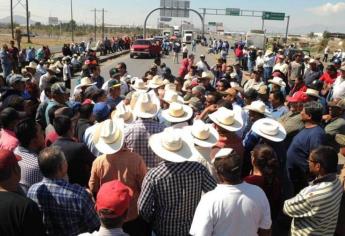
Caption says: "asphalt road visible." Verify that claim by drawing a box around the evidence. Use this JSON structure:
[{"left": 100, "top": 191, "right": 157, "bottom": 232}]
[{"left": 71, "top": 44, "right": 236, "bottom": 94}]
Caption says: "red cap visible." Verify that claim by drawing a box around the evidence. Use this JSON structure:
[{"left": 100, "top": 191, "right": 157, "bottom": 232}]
[
  {"left": 0, "top": 149, "right": 21, "bottom": 171},
  {"left": 96, "top": 180, "right": 133, "bottom": 218},
  {"left": 287, "top": 91, "right": 308, "bottom": 103},
  {"left": 82, "top": 99, "right": 93, "bottom": 105}
]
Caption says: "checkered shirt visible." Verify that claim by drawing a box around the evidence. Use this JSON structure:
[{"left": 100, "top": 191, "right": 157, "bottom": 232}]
[
  {"left": 27, "top": 178, "right": 100, "bottom": 236},
  {"left": 14, "top": 146, "right": 43, "bottom": 193},
  {"left": 138, "top": 161, "right": 217, "bottom": 236},
  {"left": 124, "top": 118, "right": 165, "bottom": 168}
]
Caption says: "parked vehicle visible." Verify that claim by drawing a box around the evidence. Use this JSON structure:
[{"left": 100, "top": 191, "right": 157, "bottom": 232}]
[
  {"left": 246, "top": 30, "right": 266, "bottom": 49},
  {"left": 130, "top": 39, "right": 161, "bottom": 58},
  {"left": 182, "top": 30, "right": 194, "bottom": 44},
  {"left": 162, "top": 27, "right": 174, "bottom": 37}
]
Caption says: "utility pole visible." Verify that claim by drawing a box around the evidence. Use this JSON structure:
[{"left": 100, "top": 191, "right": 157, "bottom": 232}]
[
  {"left": 10, "top": 0, "right": 14, "bottom": 39},
  {"left": 71, "top": 0, "right": 74, "bottom": 42},
  {"left": 26, "top": 0, "right": 31, "bottom": 43},
  {"left": 285, "top": 16, "right": 290, "bottom": 44},
  {"left": 102, "top": 8, "right": 105, "bottom": 40}
]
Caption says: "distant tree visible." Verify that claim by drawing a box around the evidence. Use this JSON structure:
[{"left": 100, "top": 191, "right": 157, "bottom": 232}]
[
  {"left": 323, "top": 31, "right": 331, "bottom": 39},
  {"left": 34, "top": 22, "right": 42, "bottom": 27},
  {"left": 308, "top": 32, "right": 315, "bottom": 38}
]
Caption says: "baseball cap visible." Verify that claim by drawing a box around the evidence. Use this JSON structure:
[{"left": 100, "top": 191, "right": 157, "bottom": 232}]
[
  {"left": 0, "top": 149, "right": 21, "bottom": 172},
  {"left": 51, "top": 83, "right": 69, "bottom": 95},
  {"left": 328, "top": 99, "right": 345, "bottom": 110},
  {"left": 96, "top": 180, "right": 133, "bottom": 218},
  {"left": 108, "top": 79, "right": 121, "bottom": 89},
  {"left": 287, "top": 91, "right": 308, "bottom": 103},
  {"left": 9, "top": 74, "right": 30, "bottom": 86},
  {"left": 109, "top": 68, "right": 121, "bottom": 79},
  {"left": 93, "top": 102, "right": 111, "bottom": 121},
  {"left": 200, "top": 54, "right": 205, "bottom": 58}
]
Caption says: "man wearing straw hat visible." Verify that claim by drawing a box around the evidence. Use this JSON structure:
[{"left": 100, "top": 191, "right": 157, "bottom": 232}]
[
  {"left": 124, "top": 92, "right": 165, "bottom": 169},
  {"left": 89, "top": 118, "right": 150, "bottom": 236},
  {"left": 138, "top": 127, "right": 216, "bottom": 236}
]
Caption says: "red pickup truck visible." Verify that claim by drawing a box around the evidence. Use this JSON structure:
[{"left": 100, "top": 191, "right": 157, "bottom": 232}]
[{"left": 130, "top": 39, "right": 161, "bottom": 58}]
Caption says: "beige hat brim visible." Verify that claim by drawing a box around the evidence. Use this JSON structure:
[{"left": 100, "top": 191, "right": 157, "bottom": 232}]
[
  {"left": 93, "top": 120, "right": 125, "bottom": 154},
  {"left": 131, "top": 85, "right": 149, "bottom": 92},
  {"left": 184, "top": 124, "right": 219, "bottom": 148},
  {"left": 244, "top": 105, "right": 271, "bottom": 117},
  {"left": 209, "top": 112, "right": 243, "bottom": 132},
  {"left": 161, "top": 105, "right": 193, "bottom": 123},
  {"left": 149, "top": 131, "right": 196, "bottom": 162},
  {"left": 251, "top": 118, "right": 286, "bottom": 142}
]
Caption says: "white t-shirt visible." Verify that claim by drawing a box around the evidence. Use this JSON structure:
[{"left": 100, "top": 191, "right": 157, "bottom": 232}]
[
  {"left": 333, "top": 76, "right": 345, "bottom": 99},
  {"left": 190, "top": 183, "right": 271, "bottom": 236},
  {"left": 196, "top": 60, "right": 209, "bottom": 72}
]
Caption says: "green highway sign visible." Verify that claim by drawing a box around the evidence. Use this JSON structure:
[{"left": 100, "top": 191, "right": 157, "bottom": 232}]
[
  {"left": 262, "top": 11, "right": 285, "bottom": 20},
  {"left": 208, "top": 22, "right": 216, "bottom": 26},
  {"left": 226, "top": 8, "right": 240, "bottom": 16}
]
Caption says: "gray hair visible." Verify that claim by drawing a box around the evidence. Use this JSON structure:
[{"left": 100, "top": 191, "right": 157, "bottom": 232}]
[{"left": 38, "top": 146, "right": 66, "bottom": 178}]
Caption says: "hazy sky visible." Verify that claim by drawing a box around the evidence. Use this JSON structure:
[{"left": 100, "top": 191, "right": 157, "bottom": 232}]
[{"left": 1, "top": 0, "right": 345, "bottom": 33}]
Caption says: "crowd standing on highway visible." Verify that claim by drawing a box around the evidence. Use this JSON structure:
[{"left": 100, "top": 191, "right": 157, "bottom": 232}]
[{"left": 0, "top": 34, "right": 345, "bottom": 236}]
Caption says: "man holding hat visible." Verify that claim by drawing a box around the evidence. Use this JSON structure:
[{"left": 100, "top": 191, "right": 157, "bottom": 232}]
[
  {"left": 138, "top": 127, "right": 216, "bottom": 236},
  {"left": 190, "top": 148, "right": 271, "bottom": 236},
  {"left": 0, "top": 149, "right": 45, "bottom": 236}
]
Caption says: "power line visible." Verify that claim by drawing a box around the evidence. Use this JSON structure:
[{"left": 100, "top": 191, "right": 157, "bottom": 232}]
[{"left": 90, "top": 8, "right": 107, "bottom": 41}]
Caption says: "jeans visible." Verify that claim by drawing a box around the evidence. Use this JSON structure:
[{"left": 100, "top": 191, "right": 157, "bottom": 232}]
[
  {"left": 247, "top": 59, "right": 255, "bottom": 73},
  {"left": 263, "top": 67, "right": 273, "bottom": 84}
]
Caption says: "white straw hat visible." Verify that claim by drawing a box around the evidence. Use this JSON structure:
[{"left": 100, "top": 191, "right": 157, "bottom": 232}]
[
  {"left": 25, "top": 61, "right": 37, "bottom": 70},
  {"left": 76, "top": 77, "right": 96, "bottom": 89},
  {"left": 47, "top": 65, "right": 60, "bottom": 74},
  {"left": 147, "top": 75, "right": 166, "bottom": 89},
  {"left": 163, "top": 90, "right": 184, "bottom": 104},
  {"left": 131, "top": 78, "right": 149, "bottom": 92},
  {"left": 149, "top": 127, "right": 197, "bottom": 162},
  {"left": 244, "top": 100, "right": 271, "bottom": 117},
  {"left": 133, "top": 92, "right": 160, "bottom": 118},
  {"left": 161, "top": 102, "right": 193, "bottom": 123},
  {"left": 184, "top": 119, "right": 219, "bottom": 147},
  {"left": 208, "top": 107, "right": 243, "bottom": 132},
  {"left": 268, "top": 77, "right": 286, "bottom": 87},
  {"left": 164, "top": 83, "right": 177, "bottom": 92},
  {"left": 112, "top": 101, "right": 136, "bottom": 124},
  {"left": 93, "top": 119, "right": 125, "bottom": 154},
  {"left": 251, "top": 118, "right": 286, "bottom": 142}
]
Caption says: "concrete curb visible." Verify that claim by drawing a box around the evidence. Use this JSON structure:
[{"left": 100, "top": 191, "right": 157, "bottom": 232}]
[{"left": 99, "top": 50, "right": 130, "bottom": 63}]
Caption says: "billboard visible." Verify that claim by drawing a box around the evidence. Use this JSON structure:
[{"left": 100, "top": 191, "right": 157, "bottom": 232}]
[
  {"left": 160, "top": 0, "right": 190, "bottom": 18},
  {"left": 48, "top": 17, "right": 59, "bottom": 25}
]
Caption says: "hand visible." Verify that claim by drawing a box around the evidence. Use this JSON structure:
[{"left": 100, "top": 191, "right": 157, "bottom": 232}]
[
  {"left": 322, "top": 114, "right": 332, "bottom": 122},
  {"left": 207, "top": 104, "right": 218, "bottom": 113}
]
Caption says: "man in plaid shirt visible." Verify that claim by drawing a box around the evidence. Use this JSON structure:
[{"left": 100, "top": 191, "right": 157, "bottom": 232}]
[
  {"left": 138, "top": 128, "right": 217, "bottom": 236},
  {"left": 27, "top": 146, "right": 100, "bottom": 235}
]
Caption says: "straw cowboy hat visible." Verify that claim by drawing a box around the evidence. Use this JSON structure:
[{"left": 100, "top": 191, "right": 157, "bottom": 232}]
[
  {"left": 264, "top": 49, "right": 273, "bottom": 56},
  {"left": 111, "top": 101, "right": 136, "bottom": 124},
  {"left": 161, "top": 102, "right": 193, "bottom": 123},
  {"left": 149, "top": 127, "right": 197, "bottom": 162},
  {"left": 184, "top": 119, "right": 219, "bottom": 148},
  {"left": 252, "top": 118, "right": 287, "bottom": 142},
  {"left": 47, "top": 65, "right": 60, "bottom": 74},
  {"left": 244, "top": 100, "right": 271, "bottom": 117},
  {"left": 305, "top": 88, "right": 320, "bottom": 98},
  {"left": 131, "top": 78, "right": 149, "bottom": 92},
  {"left": 164, "top": 83, "right": 177, "bottom": 92},
  {"left": 133, "top": 92, "right": 160, "bottom": 119},
  {"left": 163, "top": 90, "right": 184, "bottom": 104},
  {"left": 268, "top": 77, "right": 286, "bottom": 87},
  {"left": 54, "top": 60, "right": 64, "bottom": 68},
  {"left": 147, "top": 75, "right": 166, "bottom": 89},
  {"left": 25, "top": 61, "right": 37, "bottom": 70},
  {"left": 93, "top": 119, "right": 125, "bottom": 154},
  {"left": 76, "top": 77, "right": 96, "bottom": 89},
  {"left": 200, "top": 71, "right": 215, "bottom": 80},
  {"left": 209, "top": 107, "right": 243, "bottom": 132}
]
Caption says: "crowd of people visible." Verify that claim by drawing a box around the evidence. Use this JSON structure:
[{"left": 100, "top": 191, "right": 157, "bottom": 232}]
[{"left": 0, "top": 36, "right": 345, "bottom": 236}]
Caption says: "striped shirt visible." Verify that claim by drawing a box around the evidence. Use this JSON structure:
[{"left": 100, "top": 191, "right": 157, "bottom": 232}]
[{"left": 283, "top": 174, "right": 343, "bottom": 236}]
